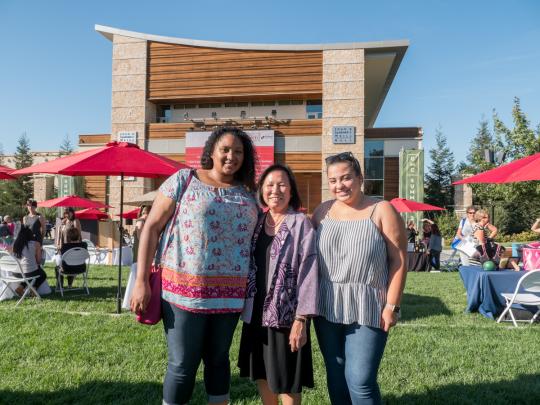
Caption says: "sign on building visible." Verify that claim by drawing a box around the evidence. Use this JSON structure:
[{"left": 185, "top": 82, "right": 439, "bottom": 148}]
[
  {"left": 399, "top": 149, "right": 424, "bottom": 227},
  {"left": 117, "top": 131, "right": 138, "bottom": 144},
  {"left": 332, "top": 126, "right": 356, "bottom": 144},
  {"left": 185, "top": 130, "right": 274, "bottom": 177}
]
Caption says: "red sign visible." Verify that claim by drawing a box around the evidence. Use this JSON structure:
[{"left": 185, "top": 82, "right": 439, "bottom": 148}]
[{"left": 185, "top": 130, "right": 274, "bottom": 177}]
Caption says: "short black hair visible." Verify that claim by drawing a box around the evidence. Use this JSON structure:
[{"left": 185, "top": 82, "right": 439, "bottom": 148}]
[
  {"left": 257, "top": 164, "right": 302, "bottom": 211},
  {"left": 325, "top": 151, "right": 362, "bottom": 177},
  {"left": 200, "top": 126, "right": 257, "bottom": 191}
]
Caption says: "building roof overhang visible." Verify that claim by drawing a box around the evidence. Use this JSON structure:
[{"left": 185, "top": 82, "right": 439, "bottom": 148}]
[{"left": 95, "top": 25, "right": 408, "bottom": 127}]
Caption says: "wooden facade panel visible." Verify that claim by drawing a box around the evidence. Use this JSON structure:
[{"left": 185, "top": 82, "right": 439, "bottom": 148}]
[
  {"left": 148, "top": 42, "right": 322, "bottom": 101},
  {"left": 84, "top": 176, "right": 107, "bottom": 205},
  {"left": 384, "top": 157, "right": 399, "bottom": 200},
  {"left": 294, "top": 173, "right": 322, "bottom": 214},
  {"left": 147, "top": 120, "right": 322, "bottom": 140},
  {"left": 275, "top": 153, "right": 321, "bottom": 172},
  {"left": 79, "top": 134, "right": 111, "bottom": 144}
]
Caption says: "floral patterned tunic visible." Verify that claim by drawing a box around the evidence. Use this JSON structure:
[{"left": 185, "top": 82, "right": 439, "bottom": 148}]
[{"left": 159, "top": 169, "right": 258, "bottom": 313}]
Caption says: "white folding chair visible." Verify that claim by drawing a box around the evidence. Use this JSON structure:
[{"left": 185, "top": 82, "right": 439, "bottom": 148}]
[
  {"left": 0, "top": 254, "right": 42, "bottom": 306},
  {"left": 57, "top": 247, "right": 90, "bottom": 297},
  {"left": 497, "top": 270, "right": 540, "bottom": 327}
]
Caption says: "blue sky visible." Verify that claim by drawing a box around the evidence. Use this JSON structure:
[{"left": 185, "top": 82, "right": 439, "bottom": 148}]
[{"left": 1, "top": 0, "right": 539, "bottom": 168}]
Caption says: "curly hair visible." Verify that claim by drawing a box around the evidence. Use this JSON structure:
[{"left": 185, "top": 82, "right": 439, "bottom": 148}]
[
  {"left": 200, "top": 126, "right": 257, "bottom": 191},
  {"left": 257, "top": 164, "right": 302, "bottom": 211}
]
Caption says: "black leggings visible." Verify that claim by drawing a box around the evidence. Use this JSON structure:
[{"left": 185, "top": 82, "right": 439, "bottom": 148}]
[
  {"left": 16, "top": 267, "right": 47, "bottom": 290},
  {"left": 428, "top": 250, "right": 441, "bottom": 270}
]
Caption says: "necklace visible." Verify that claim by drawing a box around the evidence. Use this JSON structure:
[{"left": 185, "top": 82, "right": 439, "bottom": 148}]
[{"left": 265, "top": 212, "right": 286, "bottom": 230}]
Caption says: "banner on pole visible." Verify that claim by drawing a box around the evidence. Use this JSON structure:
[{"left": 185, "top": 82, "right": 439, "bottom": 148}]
[{"left": 399, "top": 149, "right": 424, "bottom": 227}]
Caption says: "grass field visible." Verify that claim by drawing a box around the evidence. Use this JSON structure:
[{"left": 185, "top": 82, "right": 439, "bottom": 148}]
[{"left": 1, "top": 265, "right": 539, "bottom": 405}]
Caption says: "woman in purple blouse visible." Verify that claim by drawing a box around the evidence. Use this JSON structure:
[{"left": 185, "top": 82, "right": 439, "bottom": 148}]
[{"left": 239, "top": 163, "right": 318, "bottom": 405}]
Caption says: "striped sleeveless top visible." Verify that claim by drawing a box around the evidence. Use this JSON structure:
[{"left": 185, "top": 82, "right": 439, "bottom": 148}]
[{"left": 316, "top": 201, "right": 388, "bottom": 328}]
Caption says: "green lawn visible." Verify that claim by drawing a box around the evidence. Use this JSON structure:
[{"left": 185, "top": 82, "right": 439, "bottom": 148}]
[{"left": 1, "top": 265, "right": 539, "bottom": 404}]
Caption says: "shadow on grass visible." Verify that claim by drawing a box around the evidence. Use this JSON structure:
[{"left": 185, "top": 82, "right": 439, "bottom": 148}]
[
  {"left": 0, "top": 377, "right": 260, "bottom": 405},
  {"left": 385, "top": 373, "right": 540, "bottom": 404},
  {"left": 0, "top": 381, "right": 162, "bottom": 405},
  {"left": 42, "top": 286, "right": 119, "bottom": 301},
  {"left": 400, "top": 293, "right": 452, "bottom": 321}
]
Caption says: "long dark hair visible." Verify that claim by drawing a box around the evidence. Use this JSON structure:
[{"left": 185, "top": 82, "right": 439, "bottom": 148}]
[
  {"left": 200, "top": 126, "right": 257, "bottom": 191},
  {"left": 13, "top": 226, "right": 33, "bottom": 259},
  {"left": 257, "top": 164, "right": 302, "bottom": 211},
  {"left": 431, "top": 223, "right": 441, "bottom": 236}
]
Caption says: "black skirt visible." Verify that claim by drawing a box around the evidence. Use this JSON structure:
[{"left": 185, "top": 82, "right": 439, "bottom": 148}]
[{"left": 238, "top": 321, "right": 314, "bottom": 394}]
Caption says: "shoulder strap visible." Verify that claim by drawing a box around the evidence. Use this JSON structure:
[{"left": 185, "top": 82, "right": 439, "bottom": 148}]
[{"left": 155, "top": 170, "right": 194, "bottom": 264}]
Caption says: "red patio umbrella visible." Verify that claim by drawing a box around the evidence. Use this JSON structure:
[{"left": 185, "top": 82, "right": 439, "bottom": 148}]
[
  {"left": 75, "top": 208, "right": 110, "bottom": 221},
  {"left": 390, "top": 198, "right": 445, "bottom": 213},
  {"left": 12, "top": 141, "right": 188, "bottom": 313},
  {"left": 38, "top": 195, "right": 109, "bottom": 209},
  {"left": 453, "top": 152, "right": 540, "bottom": 184},
  {"left": 117, "top": 207, "right": 140, "bottom": 220},
  {"left": 0, "top": 164, "right": 15, "bottom": 180}
]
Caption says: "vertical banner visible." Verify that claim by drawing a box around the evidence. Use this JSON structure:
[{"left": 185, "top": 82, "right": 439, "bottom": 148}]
[
  {"left": 399, "top": 149, "right": 424, "bottom": 228},
  {"left": 185, "top": 130, "right": 274, "bottom": 177}
]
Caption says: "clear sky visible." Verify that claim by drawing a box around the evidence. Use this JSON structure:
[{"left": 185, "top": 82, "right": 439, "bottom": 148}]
[{"left": 1, "top": 0, "right": 539, "bottom": 168}]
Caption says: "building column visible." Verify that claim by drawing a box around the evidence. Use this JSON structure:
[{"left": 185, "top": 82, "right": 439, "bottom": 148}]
[
  {"left": 321, "top": 49, "right": 365, "bottom": 201},
  {"left": 109, "top": 34, "right": 156, "bottom": 215}
]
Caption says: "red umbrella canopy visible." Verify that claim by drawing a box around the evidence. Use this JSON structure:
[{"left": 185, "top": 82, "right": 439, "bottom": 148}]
[
  {"left": 38, "top": 195, "right": 109, "bottom": 209},
  {"left": 0, "top": 164, "right": 15, "bottom": 180},
  {"left": 11, "top": 141, "right": 188, "bottom": 177},
  {"left": 453, "top": 152, "right": 540, "bottom": 184},
  {"left": 117, "top": 207, "right": 140, "bottom": 219},
  {"left": 390, "top": 198, "right": 445, "bottom": 213},
  {"left": 75, "top": 208, "right": 110, "bottom": 220}
]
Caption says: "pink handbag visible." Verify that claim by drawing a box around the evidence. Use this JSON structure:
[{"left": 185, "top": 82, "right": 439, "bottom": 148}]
[
  {"left": 522, "top": 245, "right": 540, "bottom": 271},
  {"left": 136, "top": 171, "right": 193, "bottom": 325}
]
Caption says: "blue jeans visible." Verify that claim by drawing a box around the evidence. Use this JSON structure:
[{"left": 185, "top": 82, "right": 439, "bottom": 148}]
[
  {"left": 314, "top": 317, "right": 388, "bottom": 405},
  {"left": 162, "top": 300, "right": 240, "bottom": 404}
]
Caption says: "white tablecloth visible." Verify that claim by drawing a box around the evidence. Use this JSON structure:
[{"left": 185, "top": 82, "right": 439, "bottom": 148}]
[{"left": 112, "top": 247, "right": 133, "bottom": 266}]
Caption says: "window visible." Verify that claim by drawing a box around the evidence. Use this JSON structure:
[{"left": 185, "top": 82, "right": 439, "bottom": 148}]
[
  {"left": 364, "top": 140, "right": 384, "bottom": 198},
  {"left": 198, "top": 103, "right": 222, "bottom": 109},
  {"left": 306, "top": 100, "right": 322, "bottom": 119},
  {"left": 158, "top": 105, "right": 171, "bottom": 123}
]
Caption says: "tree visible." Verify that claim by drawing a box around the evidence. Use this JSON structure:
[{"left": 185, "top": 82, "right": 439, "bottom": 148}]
[
  {"left": 425, "top": 127, "right": 455, "bottom": 209},
  {"left": 0, "top": 133, "right": 34, "bottom": 219},
  {"left": 0, "top": 142, "right": 4, "bottom": 165},
  {"left": 461, "top": 98, "right": 540, "bottom": 234},
  {"left": 59, "top": 134, "right": 74, "bottom": 156}
]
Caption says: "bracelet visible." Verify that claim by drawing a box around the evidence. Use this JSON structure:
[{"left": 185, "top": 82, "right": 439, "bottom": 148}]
[{"left": 294, "top": 316, "right": 307, "bottom": 323}]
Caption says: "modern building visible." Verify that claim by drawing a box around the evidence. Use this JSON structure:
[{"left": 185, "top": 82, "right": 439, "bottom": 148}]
[{"left": 80, "top": 25, "right": 423, "bottom": 214}]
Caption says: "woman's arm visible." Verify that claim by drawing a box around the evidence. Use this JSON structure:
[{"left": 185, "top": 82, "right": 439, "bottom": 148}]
[
  {"left": 531, "top": 219, "right": 540, "bottom": 234},
  {"left": 135, "top": 218, "right": 145, "bottom": 240},
  {"left": 75, "top": 219, "right": 82, "bottom": 235},
  {"left": 130, "top": 192, "right": 175, "bottom": 314},
  {"left": 377, "top": 201, "right": 407, "bottom": 332},
  {"left": 487, "top": 223, "right": 498, "bottom": 239},
  {"left": 35, "top": 242, "right": 42, "bottom": 265}
]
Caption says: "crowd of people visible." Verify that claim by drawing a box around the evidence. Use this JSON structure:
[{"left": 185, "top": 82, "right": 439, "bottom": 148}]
[{"left": 127, "top": 127, "right": 407, "bottom": 405}]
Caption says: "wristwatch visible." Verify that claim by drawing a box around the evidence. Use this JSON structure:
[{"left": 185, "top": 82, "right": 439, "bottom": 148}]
[{"left": 385, "top": 303, "right": 401, "bottom": 314}]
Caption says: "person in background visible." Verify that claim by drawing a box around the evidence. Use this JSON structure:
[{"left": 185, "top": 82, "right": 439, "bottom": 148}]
[
  {"left": 55, "top": 227, "right": 88, "bottom": 289},
  {"left": 4, "top": 215, "right": 15, "bottom": 237},
  {"left": 238, "top": 164, "right": 318, "bottom": 404},
  {"left": 312, "top": 152, "right": 407, "bottom": 405},
  {"left": 45, "top": 220, "right": 53, "bottom": 239},
  {"left": 473, "top": 209, "right": 498, "bottom": 246},
  {"left": 406, "top": 220, "right": 418, "bottom": 245},
  {"left": 23, "top": 199, "right": 46, "bottom": 245},
  {"left": 421, "top": 219, "right": 432, "bottom": 250},
  {"left": 427, "top": 223, "right": 442, "bottom": 271},
  {"left": 455, "top": 206, "right": 477, "bottom": 265},
  {"left": 11, "top": 226, "right": 47, "bottom": 296},
  {"left": 56, "top": 208, "right": 81, "bottom": 251},
  {"left": 122, "top": 205, "right": 151, "bottom": 310},
  {"left": 531, "top": 218, "right": 540, "bottom": 234},
  {"left": 0, "top": 217, "right": 11, "bottom": 238}
]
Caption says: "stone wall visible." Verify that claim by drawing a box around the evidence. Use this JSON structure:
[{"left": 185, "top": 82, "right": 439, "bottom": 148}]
[
  {"left": 321, "top": 49, "right": 365, "bottom": 200},
  {"left": 109, "top": 34, "right": 156, "bottom": 215}
]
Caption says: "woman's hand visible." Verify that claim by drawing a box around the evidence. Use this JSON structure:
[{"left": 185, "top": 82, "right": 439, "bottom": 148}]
[
  {"left": 380, "top": 307, "right": 398, "bottom": 332},
  {"left": 289, "top": 319, "right": 307, "bottom": 352},
  {"left": 130, "top": 279, "right": 151, "bottom": 314}
]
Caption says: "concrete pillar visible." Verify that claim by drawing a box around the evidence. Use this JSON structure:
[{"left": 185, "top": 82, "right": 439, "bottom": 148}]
[{"left": 321, "top": 49, "right": 365, "bottom": 201}]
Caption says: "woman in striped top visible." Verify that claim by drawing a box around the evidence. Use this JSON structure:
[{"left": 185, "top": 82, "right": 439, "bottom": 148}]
[{"left": 312, "top": 152, "right": 407, "bottom": 405}]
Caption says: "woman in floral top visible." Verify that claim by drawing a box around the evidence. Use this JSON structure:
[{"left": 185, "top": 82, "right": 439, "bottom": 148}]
[{"left": 131, "top": 127, "right": 258, "bottom": 405}]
